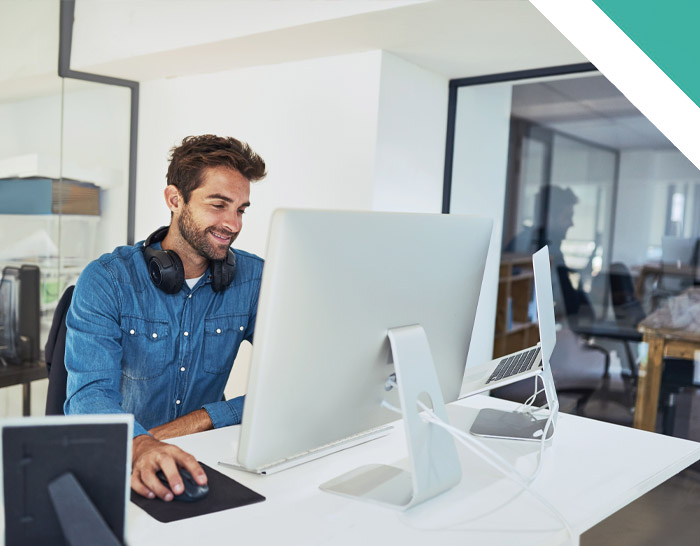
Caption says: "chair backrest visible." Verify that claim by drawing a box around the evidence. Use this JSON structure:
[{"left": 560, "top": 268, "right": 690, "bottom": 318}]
[
  {"left": 609, "top": 262, "right": 646, "bottom": 328},
  {"left": 556, "top": 265, "right": 596, "bottom": 329},
  {"left": 44, "top": 286, "right": 74, "bottom": 415}
]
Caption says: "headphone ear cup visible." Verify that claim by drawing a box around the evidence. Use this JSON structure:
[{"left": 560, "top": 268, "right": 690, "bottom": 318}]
[
  {"left": 147, "top": 249, "right": 184, "bottom": 294},
  {"left": 210, "top": 250, "right": 236, "bottom": 293}
]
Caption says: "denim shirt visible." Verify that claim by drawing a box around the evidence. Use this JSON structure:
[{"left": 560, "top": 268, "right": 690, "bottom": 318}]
[{"left": 64, "top": 240, "right": 263, "bottom": 438}]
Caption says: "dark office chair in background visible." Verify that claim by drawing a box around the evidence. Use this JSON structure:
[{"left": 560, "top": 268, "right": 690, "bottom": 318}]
[
  {"left": 44, "top": 285, "right": 74, "bottom": 415},
  {"left": 556, "top": 265, "right": 643, "bottom": 379},
  {"left": 608, "top": 262, "right": 647, "bottom": 380}
]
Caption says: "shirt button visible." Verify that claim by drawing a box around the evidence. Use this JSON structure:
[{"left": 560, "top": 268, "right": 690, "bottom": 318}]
[
  {"left": 239, "top": 326, "right": 244, "bottom": 331},
  {"left": 216, "top": 328, "right": 222, "bottom": 334},
  {"left": 183, "top": 331, "right": 189, "bottom": 337},
  {"left": 129, "top": 329, "right": 135, "bottom": 335},
  {"left": 152, "top": 333, "right": 158, "bottom": 339},
  {"left": 176, "top": 399, "right": 181, "bottom": 405},
  {"left": 180, "top": 367, "right": 186, "bottom": 372},
  {"left": 188, "top": 294, "right": 192, "bottom": 299}
]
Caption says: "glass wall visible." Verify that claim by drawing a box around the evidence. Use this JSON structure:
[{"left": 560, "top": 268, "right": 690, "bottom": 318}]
[
  {"left": 448, "top": 69, "right": 700, "bottom": 436},
  {"left": 0, "top": 2, "right": 130, "bottom": 415}
]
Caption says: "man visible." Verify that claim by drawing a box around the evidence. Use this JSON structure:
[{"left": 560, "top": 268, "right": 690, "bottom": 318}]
[
  {"left": 506, "top": 185, "right": 578, "bottom": 264},
  {"left": 505, "top": 185, "right": 578, "bottom": 316},
  {"left": 64, "top": 134, "right": 266, "bottom": 501}
]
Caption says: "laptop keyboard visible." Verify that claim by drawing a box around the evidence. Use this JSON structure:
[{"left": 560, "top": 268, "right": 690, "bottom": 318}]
[{"left": 487, "top": 347, "right": 540, "bottom": 384}]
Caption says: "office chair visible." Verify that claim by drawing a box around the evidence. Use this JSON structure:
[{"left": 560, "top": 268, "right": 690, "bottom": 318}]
[
  {"left": 44, "top": 285, "right": 74, "bottom": 415},
  {"left": 608, "top": 262, "right": 647, "bottom": 379},
  {"left": 556, "top": 265, "right": 615, "bottom": 376}
]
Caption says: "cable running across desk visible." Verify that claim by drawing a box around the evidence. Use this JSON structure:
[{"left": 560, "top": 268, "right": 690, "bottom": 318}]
[{"left": 382, "top": 375, "right": 574, "bottom": 545}]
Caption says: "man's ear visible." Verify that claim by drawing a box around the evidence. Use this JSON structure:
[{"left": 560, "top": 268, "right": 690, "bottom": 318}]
[{"left": 164, "top": 185, "right": 182, "bottom": 213}]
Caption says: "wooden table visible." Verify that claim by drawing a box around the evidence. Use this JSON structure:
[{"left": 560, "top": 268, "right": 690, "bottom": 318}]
[{"left": 634, "top": 288, "right": 700, "bottom": 431}]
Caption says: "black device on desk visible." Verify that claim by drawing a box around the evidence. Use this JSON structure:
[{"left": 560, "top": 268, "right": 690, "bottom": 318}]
[
  {"left": 156, "top": 468, "right": 209, "bottom": 502},
  {"left": 1, "top": 416, "right": 132, "bottom": 546},
  {"left": 0, "top": 265, "right": 40, "bottom": 365}
]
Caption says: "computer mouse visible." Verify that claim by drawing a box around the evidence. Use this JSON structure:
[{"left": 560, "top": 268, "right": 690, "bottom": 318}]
[{"left": 156, "top": 468, "right": 209, "bottom": 502}]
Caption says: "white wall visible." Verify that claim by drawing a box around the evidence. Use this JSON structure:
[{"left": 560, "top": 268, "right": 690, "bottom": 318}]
[
  {"left": 450, "top": 83, "right": 513, "bottom": 370},
  {"left": 136, "top": 51, "right": 384, "bottom": 258},
  {"left": 372, "top": 52, "right": 448, "bottom": 213}
]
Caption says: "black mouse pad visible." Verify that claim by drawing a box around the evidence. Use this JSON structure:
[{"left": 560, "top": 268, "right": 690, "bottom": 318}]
[{"left": 131, "top": 462, "right": 265, "bottom": 523}]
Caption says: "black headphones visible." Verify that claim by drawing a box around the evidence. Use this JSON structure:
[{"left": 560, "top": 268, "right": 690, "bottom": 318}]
[{"left": 142, "top": 226, "right": 236, "bottom": 294}]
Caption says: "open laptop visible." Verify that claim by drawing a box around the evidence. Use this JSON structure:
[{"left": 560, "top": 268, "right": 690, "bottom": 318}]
[{"left": 460, "top": 246, "right": 557, "bottom": 400}]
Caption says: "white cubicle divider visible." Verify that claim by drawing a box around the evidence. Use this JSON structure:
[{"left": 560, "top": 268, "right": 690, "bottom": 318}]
[{"left": 320, "top": 325, "right": 462, "bottom": 510}]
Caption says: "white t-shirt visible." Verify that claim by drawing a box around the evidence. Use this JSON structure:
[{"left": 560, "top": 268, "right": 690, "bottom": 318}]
[{"left": 186, "top": 275, "right": 204, "bottom": 289}]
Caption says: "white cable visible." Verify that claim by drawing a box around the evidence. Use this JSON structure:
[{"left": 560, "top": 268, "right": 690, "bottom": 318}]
[
  {"left": 515, "top": 374, "right": 547, "bottom": 413},
  {"left": 382, "top": 376, "right": 572, "bottom": 544},
  {"left": 416, "top": 402, "right": 573, "bottom": 543}
]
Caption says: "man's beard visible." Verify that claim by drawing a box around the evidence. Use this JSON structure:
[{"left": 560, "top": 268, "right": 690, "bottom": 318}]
[{"left": 178, "top": 205, "right": 235, "bottom": 262}]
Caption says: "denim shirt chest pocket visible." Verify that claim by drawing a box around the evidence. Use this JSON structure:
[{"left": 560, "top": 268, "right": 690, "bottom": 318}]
[
  {"left": 203, "top": 315, "right": 248, "bottom": 374},
  {"left": 120, "top": 316, "right": 171, "bottom": 380}
]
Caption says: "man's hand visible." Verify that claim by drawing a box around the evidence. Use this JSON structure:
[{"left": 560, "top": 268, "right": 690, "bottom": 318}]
[{"left": 131, "top": 434, "right": 207, "bottom": 501}]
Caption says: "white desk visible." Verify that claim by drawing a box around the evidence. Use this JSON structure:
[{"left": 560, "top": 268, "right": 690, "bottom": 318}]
[{"left": 128, "top": 395, "right": 700, "bottom": 546}]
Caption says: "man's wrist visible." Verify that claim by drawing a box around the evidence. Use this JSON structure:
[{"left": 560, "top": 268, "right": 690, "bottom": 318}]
[{"left": 132, "top": 433, "right": 159, "bottom": 461}]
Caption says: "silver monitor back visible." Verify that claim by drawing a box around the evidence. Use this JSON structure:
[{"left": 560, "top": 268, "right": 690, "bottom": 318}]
[
  {"left": 533, "top": 246, "right": 556, "bottom": 371},
  {"left": 238, "top": 209, "right": 492, "bottom": 470}
]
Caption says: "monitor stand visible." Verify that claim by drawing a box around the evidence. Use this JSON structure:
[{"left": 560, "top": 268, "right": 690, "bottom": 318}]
[
  {"left": 470, "top": 366, "right": 559, "bottom": 441},
  {"left": 320, "top": 324, "right": 461, "bottom": 510}
]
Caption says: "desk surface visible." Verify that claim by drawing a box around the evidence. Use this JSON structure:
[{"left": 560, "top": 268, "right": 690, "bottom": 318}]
[{"left": 127, "top": 395, "right": 700, "bottom": 546}]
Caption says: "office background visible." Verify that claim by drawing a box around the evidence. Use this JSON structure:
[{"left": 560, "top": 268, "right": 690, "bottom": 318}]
[
  {"left": 3, "top": 3, "right": 700, "bottom": 543},
  {"left": 1, "top": 1, "right": 699, "bottom": 430}
]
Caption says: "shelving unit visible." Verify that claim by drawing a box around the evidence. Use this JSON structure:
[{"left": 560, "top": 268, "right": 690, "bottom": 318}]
[{"left": 493, "top": 253, "right": 540, "bottom": 358}]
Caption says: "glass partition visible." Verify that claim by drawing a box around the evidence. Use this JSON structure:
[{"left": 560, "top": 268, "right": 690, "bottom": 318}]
[
  {"left": 448, "top": 69, "right": 700, "bottom": 435},
  {"left": 0, "top": 3, "right": 131, "bottom": 416}
]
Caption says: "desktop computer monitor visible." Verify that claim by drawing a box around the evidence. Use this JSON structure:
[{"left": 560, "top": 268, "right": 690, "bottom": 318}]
[
  {"left": 661, "top": 236, "right": 697, "bottom": 268},
  {"left": 237, "top": 209, "right": 492, "bottom": 471}
]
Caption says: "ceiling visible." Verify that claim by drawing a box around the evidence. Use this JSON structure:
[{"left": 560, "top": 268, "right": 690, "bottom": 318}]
[
  {"left": 511, "top": 75, "right": 674, "bottom": 150},
  {"left": 0, "top": 0, "right": 673, "bottom": 150},
  {"left": 1, "top": 0, "right": 585, "bottom": 98}
]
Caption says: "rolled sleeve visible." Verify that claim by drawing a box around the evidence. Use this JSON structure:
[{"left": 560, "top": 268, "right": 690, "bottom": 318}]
[{"left": 202, "top": 395, "right": 245, "bottom": 428}]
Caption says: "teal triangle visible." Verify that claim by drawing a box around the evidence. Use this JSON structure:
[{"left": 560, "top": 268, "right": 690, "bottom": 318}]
[{"left": 593, "top": 0, "right": 700, "bottom": 109}]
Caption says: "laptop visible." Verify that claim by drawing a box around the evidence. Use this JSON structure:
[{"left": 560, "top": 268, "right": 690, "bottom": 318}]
[{"left": 460, "top": 246, "right": 557, "bottom": 400}]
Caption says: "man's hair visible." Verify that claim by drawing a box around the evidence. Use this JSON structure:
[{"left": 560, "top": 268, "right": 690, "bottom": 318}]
[
  {"left": 166, "top": 135, "right": 267, "bottom": 202},
  {"left": 534, "top": 185, "right": 578, "bottom": 220}
]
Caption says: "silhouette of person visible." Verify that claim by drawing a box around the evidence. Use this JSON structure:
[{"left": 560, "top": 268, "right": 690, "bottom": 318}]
[{"left": 506, "top": 185, "right": 578, "bottom": 317}]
